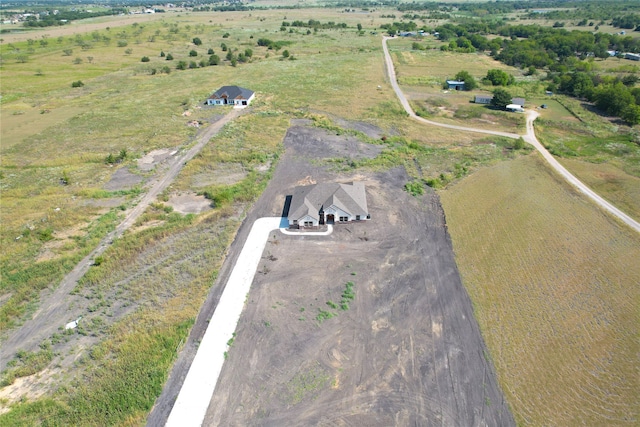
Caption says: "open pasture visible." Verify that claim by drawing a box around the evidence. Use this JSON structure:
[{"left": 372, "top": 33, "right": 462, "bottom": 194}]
[{"left": 441, "top": 154, "right": 640, "bottom": 427}]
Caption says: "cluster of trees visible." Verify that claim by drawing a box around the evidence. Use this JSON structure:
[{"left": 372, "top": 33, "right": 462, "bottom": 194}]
[
  {"left": 452, "top": 70, "right": 477, "bottom": 90},
  {"left": 256, "top": 38, "right": 292, "bottom": 51},
  {"left": 611, "top": 15, "right": 640, "bottom": 30},
  {"left": 483, "top": 69, "right": 515, "bottom": 86},
  {"left": 396, "top": 0, "right": 639, "bottom": 22},
  {"left": 23, "top": 9, "right": 125, "bottom": 27},
  {"left": 380, "top": 21, "right": 422, "bottom": 36},
  {"left": 282, "top": 19, "right": 347, "bottom": 30},
  {"left": 447, "top": 69, "right": 514, "bottom": 91},
  {"left": 550, "top": 72, "right": 640, "bottom": 124}
]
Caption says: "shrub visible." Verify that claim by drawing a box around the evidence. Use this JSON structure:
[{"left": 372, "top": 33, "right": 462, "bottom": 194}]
[
  {"left": 165, "top": 53, "right": 174, "bottom": 60},
  {"left": 71, "top": 80, "right": 84, "bottom": 88},
  {"left": 192, "top": 37, "right": 202, "bottom": 45},
  {"left": 404, "top": 181, "right": 424, "bottom": 196},
  {"left": 141, "top": 56, "right": 150, "bottom": 62},
  {"left": 189, "top": 50, "right": 197, "bottom": 57}
]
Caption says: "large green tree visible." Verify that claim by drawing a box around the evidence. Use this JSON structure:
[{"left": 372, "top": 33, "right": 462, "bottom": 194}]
[
  {"left": 490, "top": 88, "right": 512, "bottom": 109},
  {"left": 483, "top": 69, "right": 514, "bottom": 86},
  {"left": 454, "top": 70, "right": 477, "bottom": 90},
  {"left": 593, "top": 82, "right": 635, "bottom": 117}
]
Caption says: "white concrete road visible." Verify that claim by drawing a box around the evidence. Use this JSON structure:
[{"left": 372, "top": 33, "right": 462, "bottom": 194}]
[
  {"left": 382, "top": 36, "right": 640, "bottom": 234},
  {"left": 166, "top": 217, "right": 282, "bottom": 427}
]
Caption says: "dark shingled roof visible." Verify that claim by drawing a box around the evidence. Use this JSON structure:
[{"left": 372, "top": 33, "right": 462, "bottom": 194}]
[
  {"left": 288, "top": 182, "right": 368, "bottom": 223},
  {"left": 208, "top": 85, "right": 254, "bottom": 100}
]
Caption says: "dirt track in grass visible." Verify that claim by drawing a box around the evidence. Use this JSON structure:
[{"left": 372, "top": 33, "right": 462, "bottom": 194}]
[{"left": 149, "top": 122, "right": 514, "bottom": 426}]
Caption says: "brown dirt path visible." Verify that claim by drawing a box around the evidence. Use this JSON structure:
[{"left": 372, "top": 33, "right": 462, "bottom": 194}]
[{"left": 0, "top": 108, "right": 242, "bottom": 371}]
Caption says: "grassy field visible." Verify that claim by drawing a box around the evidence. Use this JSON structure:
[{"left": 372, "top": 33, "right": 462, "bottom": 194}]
[{"left": 440, "top": 154, "right": 640, "bottom": 426}]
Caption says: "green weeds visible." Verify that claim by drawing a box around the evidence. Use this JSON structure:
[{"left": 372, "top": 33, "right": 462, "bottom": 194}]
[{"left": 1, "top": 346, "right": 54, "bottom": 387}]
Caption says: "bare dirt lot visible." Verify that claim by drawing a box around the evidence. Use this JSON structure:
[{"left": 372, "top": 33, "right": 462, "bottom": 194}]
[{"left": 150, "top": 123, "right": 514, "bottom": 426}]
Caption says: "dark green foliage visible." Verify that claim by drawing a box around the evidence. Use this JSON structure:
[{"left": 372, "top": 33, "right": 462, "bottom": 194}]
[
  {"left": 491, "top": 88, "right": 512, "bottom": 109},
  {"left": 176, "top": 61, "right": 187, "bottom": 70},
  {"left": 71, "top": 80, "right": 84, "bottom": 88},
  {"left": 256, "top": 38, "right": 293, "bottom": 51},
  {"left": 593, "top": 82, "right": 635, "bottom": 118},
  {"left": 192, "top": 37, "right": 202, "bottom": 45},
  {"left": 189, "top": 50, "right": 197, "bottom": 57},
  {"left": 404, "top": 181, "right": 424, "bottom": 196},
  {"left": 483, "top": 69, "right": 514, "bottom": 86},
  {"left": 209, "top": 54, "right": 220, "bottom": 65},
  {"left": 165, "top": 53, "right": 173, "bottom": 60},
  {"left": 141, "top": 56, "right": 150, "bottom": 62},
  {"left": 316, "top": 310, "right": 335, "bottom": 322},
  {"left": 454, "top": 70, "right": 477, "bottom": 90}
]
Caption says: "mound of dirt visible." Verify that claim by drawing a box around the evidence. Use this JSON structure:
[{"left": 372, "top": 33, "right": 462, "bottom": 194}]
[
  {"left": 167, "top": 193, "right": 212, "bottom": 214},
  {"left": 137, "top": 148, "right": 178, "bottom": 172}
]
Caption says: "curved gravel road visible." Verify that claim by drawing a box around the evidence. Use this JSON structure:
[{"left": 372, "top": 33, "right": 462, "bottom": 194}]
[{"left": 382, "top": 36, "right": 640, "bottom": 233}]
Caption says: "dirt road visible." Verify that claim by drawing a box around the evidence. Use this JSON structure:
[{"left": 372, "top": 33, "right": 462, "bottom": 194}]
[
  {"left": 0, "top": 108, "right": 242, "bottom": 371},
  {"left": 522, "top": 111, "right": 640, "bottom": 232},
  {"left": 382, "top": 36, "right": 640, "bottom": 233}
]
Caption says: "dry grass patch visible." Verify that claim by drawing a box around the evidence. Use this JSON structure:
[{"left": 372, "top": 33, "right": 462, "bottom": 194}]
[
  {"left": 558, "top": 158, "right": 640, "bottom": 220},
  {"left": 440, "top": 154, "right": 640, "bottom": 426}
]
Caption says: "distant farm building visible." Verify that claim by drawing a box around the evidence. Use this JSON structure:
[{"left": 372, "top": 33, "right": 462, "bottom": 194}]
[
  {"left": 474, "top": 95, "right": 493, "bottom": 104},
  {"left": 625, "top": 53, "right": 640, "bottom": 61},
  {"left": 206, "top": 86, "right": 255, "bottom": 107},
  {"left": 446, "top": 80, "right": 466, "bottom": 91},
  {"left": 287, "top": 182, "right": 369, "bottom": 228},
  {"left": 474, "top": 95, "right": 526, "bottom": 107},
  {"left": 506, "top": 104, "right": 525, "bottom": 112}
]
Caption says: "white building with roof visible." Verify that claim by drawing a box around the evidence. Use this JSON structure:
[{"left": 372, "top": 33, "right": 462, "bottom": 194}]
[{"left": 287, "top": 182, "right": 369, "bottom": 228}]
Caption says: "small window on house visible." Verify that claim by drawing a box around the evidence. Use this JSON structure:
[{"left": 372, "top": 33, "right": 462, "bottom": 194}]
[
  {"left": 293, "top": 220, "right": 298, "bottom": 224},
  {"left": 356, "top": 215, "right": 360, "bottom": 220},
  {"left": 339, "top": 216, "right": 348, "bottom": 222},
  {"left": 304, "top": 221, "right": 313, "bottom": 227}
]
